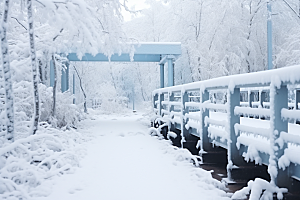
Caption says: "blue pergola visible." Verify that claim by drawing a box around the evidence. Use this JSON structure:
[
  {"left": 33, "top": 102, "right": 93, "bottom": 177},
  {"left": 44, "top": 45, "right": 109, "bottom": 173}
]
[{"left": 50, "top": 42, "right": 181, "bottom": 92}]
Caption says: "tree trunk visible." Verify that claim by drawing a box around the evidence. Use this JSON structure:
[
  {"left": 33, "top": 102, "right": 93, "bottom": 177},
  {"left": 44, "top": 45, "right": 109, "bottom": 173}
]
[
  {"left": 1, "top": 0, "right": 14, "bottom": 141},
  {"left": 73, "top": 65, "right": 87, "bottom": 113},
  {"left": 51, "top": 54, "right": 57, "bottom": 117},
  {"left": 27, "top": 0, "right": 40, "bottom": 135}
]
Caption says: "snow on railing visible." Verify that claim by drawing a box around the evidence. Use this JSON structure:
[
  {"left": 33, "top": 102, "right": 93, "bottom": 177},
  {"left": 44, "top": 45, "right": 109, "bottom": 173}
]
[{"left": 152, "top": 65, "right": 300, "bottom": 190}]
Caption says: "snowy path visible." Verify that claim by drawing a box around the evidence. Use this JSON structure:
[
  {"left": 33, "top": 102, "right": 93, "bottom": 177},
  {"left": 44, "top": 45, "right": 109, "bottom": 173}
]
[{"left": 37, "top": 113, "right": 230, "bottom": 200}]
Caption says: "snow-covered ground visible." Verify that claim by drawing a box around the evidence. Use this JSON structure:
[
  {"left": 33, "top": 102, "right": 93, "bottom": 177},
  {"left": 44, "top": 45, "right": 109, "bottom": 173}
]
[{"left": 33, "top": 112, "right": 231, "bottom": 200}]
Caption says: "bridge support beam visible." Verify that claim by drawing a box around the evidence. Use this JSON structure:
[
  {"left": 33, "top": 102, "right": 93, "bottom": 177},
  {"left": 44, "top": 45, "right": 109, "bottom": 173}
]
[{"left": 168, "top": 58, "right": 174, "bottom": 87}]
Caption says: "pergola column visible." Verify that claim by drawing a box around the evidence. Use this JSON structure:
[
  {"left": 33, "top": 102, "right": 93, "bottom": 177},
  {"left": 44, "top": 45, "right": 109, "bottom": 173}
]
[
  {"left": 50, "top": 59, "right": 69, "bottom": 93},
  {"left": 61, "top": 62, "right": 69, "bottom": 93},
  {"left": 160, "top": 63, "right": 164, "bottom": 88},
  {"left": 168, "top": 58, "right": 174, "bottom": 87}
]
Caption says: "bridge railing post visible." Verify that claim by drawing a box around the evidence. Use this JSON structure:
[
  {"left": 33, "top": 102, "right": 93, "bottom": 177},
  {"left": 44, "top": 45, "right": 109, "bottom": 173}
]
[
  {"left": 249, "top": 90, "right": 255, "bottom": 108},
  {"left": 181, "top": 90, "right": 189, "bottom": 148},
  {"left": 153, "top": 93, "right": 158, "bottom": 114},
  {"left": 168, "top": 92, "right": 174, "bottom": 130},
  {"left": 296, "top": 89, "right": 300, "bottom": 110},
  {"left": 259, "top": 90, "right": 266, "bottom": 108},
  {"left": 227, "top": 87, "right": 242, "bottom": 178},
  {"left": 73, "top": 73, "right": 75, "bottom": 104},
  {"left": 270, "top": 84, "right": 288, "bottom": 187},
  {"left": 201, "top": 89, "right": 211, "bottom": 151},
  {"left": 159, "top": 93, "right": 164, "bottom": 117},
  {"left": 165, "top": 92, "right": 175, "bottom": 140}
]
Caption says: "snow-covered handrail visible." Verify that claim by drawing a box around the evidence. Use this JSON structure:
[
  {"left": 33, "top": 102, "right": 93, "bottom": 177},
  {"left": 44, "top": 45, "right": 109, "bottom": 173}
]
[
  {"left": 153, "top": 65, "right": 300, "bottom": 93},
  {"left": 152, "top": 65, "right": 300, "bottom": 189}
]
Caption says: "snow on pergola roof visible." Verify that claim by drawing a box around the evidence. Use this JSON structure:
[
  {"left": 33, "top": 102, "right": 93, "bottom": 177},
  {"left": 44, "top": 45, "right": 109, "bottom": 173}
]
[{"left": 67, "top": 42, "right": 181, "bottom": 62}]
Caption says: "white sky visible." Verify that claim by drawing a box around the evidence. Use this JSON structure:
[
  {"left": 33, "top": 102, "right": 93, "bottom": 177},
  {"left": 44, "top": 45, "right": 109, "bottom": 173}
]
[{"left": 121, "top": 0, "right": 149, "bottom": 21}]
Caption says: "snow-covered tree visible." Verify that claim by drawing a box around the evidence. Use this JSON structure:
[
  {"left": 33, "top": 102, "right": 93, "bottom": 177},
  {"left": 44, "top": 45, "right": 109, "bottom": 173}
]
[
  {"left": 27, "top": 0, "right": 39, "bottom": 135},
  {"left": 1, "top": 0, "right": 14, "bottom": 141}
]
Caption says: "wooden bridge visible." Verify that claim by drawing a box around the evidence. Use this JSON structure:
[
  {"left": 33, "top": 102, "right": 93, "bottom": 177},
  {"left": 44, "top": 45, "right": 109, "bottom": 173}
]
[{"left": 152, "top": 65, "right": 300, "bottom": 197}]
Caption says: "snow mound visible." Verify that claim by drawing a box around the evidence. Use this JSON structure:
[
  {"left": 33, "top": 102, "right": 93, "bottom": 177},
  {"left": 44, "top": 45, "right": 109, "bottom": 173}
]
[{"left": 232, "top": 178, "right": 287, "bottom": 200}]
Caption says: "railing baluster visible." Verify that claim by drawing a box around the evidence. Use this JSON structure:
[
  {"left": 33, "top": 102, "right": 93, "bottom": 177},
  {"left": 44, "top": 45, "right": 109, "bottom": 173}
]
[
  {"left": 201, "top": 89, "right": 211, "bottom": 151},
  {"left": 181, "top": 90, "right": 189, "bottom": 148},
  {"left": 153, "top": 93, "right": 158, "bottom": 114},
  {"left": 296, "top": 89, "right": 300, "bottom": 110},
  {"left": 260, "top": 91, "right": 266, "bottom": 108},
  {"left": 168, "top": 92, "right": 174, "bottom": 132},
  {"left": 249, "top": 90, "right": 254, "bottom": 108},
  {"left": 159, "top": 93, "right": 164, "bottom": 116},
  {"left": 270, "top": 84, "right": 288, "bottom": 187},
  {"left": 227, "top": 88, "right": 242, "bottom": 177}
]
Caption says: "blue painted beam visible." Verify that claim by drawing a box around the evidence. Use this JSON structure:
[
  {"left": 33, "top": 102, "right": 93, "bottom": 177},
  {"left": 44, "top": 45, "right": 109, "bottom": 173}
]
[
  {"left": 68, "top": 53, "right": 161, "bottom": 62},
  {"left": 66, "top": 43, "right": 181, "bottom": 62},
  {"left": 132, "top": 43, "right": 181, "bottom": 55}
]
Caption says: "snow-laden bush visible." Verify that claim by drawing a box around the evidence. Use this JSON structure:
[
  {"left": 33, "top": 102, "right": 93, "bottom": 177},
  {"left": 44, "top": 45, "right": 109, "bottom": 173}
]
[
  {"left": 39, "top": 84, "right": 83, "bottom": 128},
  {"left": 99, "top": 96, "right": 129, "bottom": 114},
  {"left": 0, "top": 123, "right": 91, "bottom": 199},
  {"left": 13, "top": 81, "right": 83, "bottom": 134}
]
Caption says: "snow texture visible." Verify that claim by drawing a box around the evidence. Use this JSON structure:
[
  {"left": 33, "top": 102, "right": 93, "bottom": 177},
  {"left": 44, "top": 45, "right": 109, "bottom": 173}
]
[{"left": 19, "top": 112, "right": 231, "bottom": 200}]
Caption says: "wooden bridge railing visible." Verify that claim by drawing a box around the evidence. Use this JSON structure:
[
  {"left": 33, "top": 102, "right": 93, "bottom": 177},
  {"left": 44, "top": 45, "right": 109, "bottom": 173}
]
[{"left": 152, "top": 65, "right": 300, "bottom": 190}]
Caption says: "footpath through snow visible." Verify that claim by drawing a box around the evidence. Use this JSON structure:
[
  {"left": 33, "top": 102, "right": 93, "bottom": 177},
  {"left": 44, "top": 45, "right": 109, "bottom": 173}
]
[{"left": 35, "top": 112, "right": 231, "bottom": 200}]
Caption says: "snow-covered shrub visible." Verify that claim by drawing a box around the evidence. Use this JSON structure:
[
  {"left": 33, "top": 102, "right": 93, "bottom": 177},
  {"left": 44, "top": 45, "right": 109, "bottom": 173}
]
[
  {"left": 13, "top": 81, "right": 83, "bottom": 133},
  {"left": 95, "top": 96, "right": 128, "bottom": 114},
  {"left": 39, "top": 84, "right": 83, "bottom": 128},
  {"left": 0, "top": 123, "right": 91, "bottom": 199}
]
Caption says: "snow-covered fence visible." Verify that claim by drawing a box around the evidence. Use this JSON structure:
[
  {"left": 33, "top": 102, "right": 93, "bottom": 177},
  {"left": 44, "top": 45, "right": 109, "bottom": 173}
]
[{"left": 152, "top": 65, "right": 300, "bottom": 190}]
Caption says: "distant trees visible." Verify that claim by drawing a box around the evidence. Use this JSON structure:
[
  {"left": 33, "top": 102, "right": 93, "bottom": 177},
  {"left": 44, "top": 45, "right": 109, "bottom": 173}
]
[{"left": 125, "top": 0, "right": 300, "bottom": 84}]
